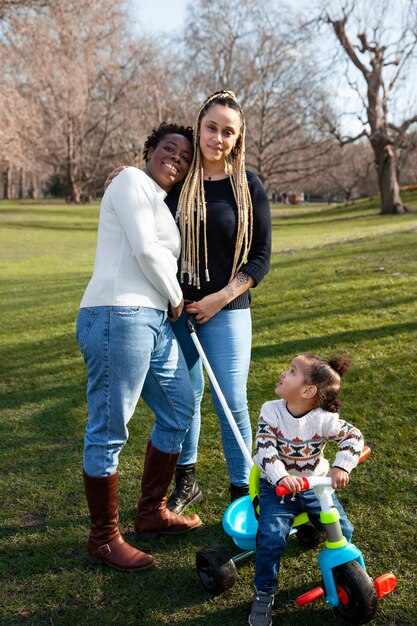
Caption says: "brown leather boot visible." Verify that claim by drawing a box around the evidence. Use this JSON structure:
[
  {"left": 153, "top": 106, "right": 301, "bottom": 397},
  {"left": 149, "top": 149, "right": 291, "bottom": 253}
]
[
  {"left": 135, "top": 442, "right": 202, "bottom": 538},
  {"left": 83, "top": 470, "right": 154, "bottom": 571}
]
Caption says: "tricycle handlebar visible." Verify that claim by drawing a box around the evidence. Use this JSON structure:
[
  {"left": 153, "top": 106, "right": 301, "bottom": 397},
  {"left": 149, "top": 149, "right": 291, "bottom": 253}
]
[
  {"left": 275, "top": 446, "right": 372, "bottom": 497},
  {"left": 276, "top": 476, "right": 332, "bottom": 496}
]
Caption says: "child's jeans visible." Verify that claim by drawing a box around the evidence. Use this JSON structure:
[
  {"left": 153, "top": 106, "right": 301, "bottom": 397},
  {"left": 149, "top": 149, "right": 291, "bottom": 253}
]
[{"left": 254, "top": 478, "right": 353, "bottom": 594}]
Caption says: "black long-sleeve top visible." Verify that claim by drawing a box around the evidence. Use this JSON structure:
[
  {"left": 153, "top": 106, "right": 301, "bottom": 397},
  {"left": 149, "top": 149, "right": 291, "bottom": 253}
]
[{"left": 165, "top": 170, "right": 271, "bottom": 310}]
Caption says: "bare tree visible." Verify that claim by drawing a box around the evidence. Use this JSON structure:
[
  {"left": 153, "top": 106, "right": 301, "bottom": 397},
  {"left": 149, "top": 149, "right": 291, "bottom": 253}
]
[
  {"left": 181, "top": 0, "right": 263, "bottom": 93},
  {"left": 0, "top": 0, "right": 50, "bottom": 20},
  {"left": 302, "top": 140, "right": 377, "bottom": 201},
  {"left": 107, "top": 45, "right": 190, "bottom": 169},
  {"left": 0, "top": 56, "right": 46, "bottom": 198},
  {"left": 4, "top": 0, "right": 414, "bottom": 206},
  {"left": 1, "top": 0, "right": 185, "bottom": 199},
  {"left": 318, "top": 0, "right": 417, "bottom": 213},
  {"left": 3, "top": 0, "right": 153, "bottom": 201},
  {"left": 179, "top": 0, "right": 334, "bottom": 193}
]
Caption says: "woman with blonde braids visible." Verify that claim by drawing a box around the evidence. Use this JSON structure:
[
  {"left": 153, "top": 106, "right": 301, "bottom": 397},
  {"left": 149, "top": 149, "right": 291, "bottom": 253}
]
[
  {"left": 104, "top": 92, "right": 271, "bottom": 513},
  {"left": 165, "top": 91, "right": 271, "bottom": 513}
]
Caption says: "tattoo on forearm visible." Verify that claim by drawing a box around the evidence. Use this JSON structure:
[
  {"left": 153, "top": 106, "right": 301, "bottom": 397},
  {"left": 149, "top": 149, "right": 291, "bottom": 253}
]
[
  {"left": 236, "top": 272, "right": 250, "bottom": 287},
  {"left": 225, "top": 273, "right": 250, "bottom": 301},
  {"left": 225, "top": 283, "right": 234, "bottom": 298}
]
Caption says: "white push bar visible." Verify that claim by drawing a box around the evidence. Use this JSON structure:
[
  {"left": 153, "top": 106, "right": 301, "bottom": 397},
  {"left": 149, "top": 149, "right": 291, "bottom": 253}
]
[{"left": 186, "top": 316, "right": 254, "bottom": 470}]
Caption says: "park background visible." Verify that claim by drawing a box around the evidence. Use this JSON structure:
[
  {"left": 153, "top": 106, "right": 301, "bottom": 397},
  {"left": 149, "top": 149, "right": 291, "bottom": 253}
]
[{"left": 1, "top": 1, "right": 416, "bottom": 625}]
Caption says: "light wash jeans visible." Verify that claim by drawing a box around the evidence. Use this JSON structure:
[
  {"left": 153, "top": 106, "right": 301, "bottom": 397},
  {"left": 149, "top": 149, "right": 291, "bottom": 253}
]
[
  {"left": 172, "top": 308, "right": 252, "bottom": 486},
  {"left": 76, "top": 306, "right": 194, "bottom": 477},
  {"left": 254, "top": 478, "right": 354, "bottom": 594}
]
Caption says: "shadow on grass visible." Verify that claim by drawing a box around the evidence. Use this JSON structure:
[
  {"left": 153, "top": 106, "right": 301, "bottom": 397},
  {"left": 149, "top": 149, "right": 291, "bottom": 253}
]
[
  {"left": 0, "top": 204, "right": 99, "bottom": 220},
  {"left": 0, "top": 526, "right": 349, "bottom": 626},
  {"left": 251, "top": 320, "right": 417, "bottom": 361},
  {"left": 1, "top": 522, "right": 243, "bottom": 624},
  {"left": 0, "top": 220, "right": 98, "bottom": 232},
  {"left": 2, "top": 508, "right": 403, "bottom": 626},
  {"left": 0, "top": 273, "right": 90, "bottom": 312}
]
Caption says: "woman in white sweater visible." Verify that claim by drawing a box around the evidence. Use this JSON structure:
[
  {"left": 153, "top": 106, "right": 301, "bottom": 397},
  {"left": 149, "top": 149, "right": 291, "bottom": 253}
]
[{"left": 76, "top": 123, "right": 201, "bottom": 574}]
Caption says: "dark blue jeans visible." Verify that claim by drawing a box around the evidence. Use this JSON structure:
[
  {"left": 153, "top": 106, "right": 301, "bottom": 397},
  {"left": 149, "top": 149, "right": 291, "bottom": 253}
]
[{"left": 254, "top": 478, "right": 354, "bottom": 594}]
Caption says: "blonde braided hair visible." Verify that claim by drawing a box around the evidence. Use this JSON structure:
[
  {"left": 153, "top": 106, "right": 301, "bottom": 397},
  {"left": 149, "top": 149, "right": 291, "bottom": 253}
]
[{"left": 176, "top": 90, "right": 253, "bottom": 289}]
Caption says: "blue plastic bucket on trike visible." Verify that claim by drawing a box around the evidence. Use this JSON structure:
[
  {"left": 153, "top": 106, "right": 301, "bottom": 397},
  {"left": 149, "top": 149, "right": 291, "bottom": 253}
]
[
  {"left": 222, "top": 495, "right": 257, "bottom": 551},
  {"left": 222, "top": 491, "right": 310, "bottom": 552}
]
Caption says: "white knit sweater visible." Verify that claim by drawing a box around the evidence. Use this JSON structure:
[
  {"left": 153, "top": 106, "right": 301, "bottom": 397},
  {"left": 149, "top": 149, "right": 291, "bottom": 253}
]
[
  {"left": 80, "top": 167, "right": 182, "bottom": 310},
  {"left": 254, "top": 399, "right": 364, "bottom": 486}
]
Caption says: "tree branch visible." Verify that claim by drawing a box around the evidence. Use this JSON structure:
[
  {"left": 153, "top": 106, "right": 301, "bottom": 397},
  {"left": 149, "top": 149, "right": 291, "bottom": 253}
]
[
  {"left": 332, "top": 128, "right": 369, "bottom": 146},
  {"left": 328, "top": 15, "right": 370, "bottom": 78},
  {"left": 388, "top": 115, "right": 417, "bottom": 135}
]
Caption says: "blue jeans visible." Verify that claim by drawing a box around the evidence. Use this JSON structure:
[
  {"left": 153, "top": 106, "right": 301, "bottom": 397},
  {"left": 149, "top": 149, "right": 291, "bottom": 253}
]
[
  {"left": 76, "top": 306, "right": 194, "bottom": 477},
  {"left": 172, "top": 308, "right": 252, "bottom": 486},
  {"left": 254, "top": 479, "right": 354, "bottom": 594}
]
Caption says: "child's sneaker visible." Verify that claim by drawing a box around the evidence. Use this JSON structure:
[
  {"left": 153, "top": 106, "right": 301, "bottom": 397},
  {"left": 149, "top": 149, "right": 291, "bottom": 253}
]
[{"left": 248, "top": 588, "right": 274, "bottom": 626}]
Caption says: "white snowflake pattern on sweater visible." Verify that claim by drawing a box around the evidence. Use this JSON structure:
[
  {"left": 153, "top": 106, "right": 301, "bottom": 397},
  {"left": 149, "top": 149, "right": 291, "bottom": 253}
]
[{"left": 254, "top": 399, "right": 364, "bottom": 486}]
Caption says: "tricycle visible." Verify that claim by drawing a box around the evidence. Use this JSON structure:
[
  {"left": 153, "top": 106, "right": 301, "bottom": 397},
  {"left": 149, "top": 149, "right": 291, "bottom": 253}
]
[
  {"left": 186, "top": 316, "right": 396, "bottom": 623},
  {"left": 196, "top": 455, "right": 395, "bottom": 624}
]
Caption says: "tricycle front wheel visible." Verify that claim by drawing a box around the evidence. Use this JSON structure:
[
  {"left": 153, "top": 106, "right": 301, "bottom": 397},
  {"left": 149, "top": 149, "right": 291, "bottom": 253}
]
[{"left": 333, "top": 560, "right": 378, "bottom": 624}]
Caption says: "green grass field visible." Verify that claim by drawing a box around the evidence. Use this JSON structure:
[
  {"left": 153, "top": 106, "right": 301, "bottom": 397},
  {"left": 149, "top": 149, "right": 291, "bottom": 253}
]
[{"left": 1, "top": 193, "right": 416, "bottom": 625}]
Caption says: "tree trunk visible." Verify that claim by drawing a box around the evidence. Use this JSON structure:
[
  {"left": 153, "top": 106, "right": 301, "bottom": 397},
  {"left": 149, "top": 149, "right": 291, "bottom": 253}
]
[
  {"left": 28, "top": 172, "right": 41, "bottom": 199},
  {"left": 67, "top": 179, "right": 82, "bottom": 204},
  {"left": 18, "top": 168, "right": 24, "bottom": 199},
  {"left": 3, "top": 166, "right": 12, "bottom": 199},
  {"left": 373, "top": 141, "right": 406, "bottom": 214},
  {"left": 67, "top": 116, "right": 81, "bottom": 203}
]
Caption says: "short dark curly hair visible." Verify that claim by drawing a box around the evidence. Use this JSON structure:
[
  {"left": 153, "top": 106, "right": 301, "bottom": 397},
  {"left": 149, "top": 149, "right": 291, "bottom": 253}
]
[{"left": 143, "top": 122, "right": 194, "bottom": 163}]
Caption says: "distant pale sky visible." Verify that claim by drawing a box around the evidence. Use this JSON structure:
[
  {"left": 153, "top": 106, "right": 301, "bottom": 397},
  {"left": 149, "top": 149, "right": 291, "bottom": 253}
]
[
  {"left": 127, "top": 0, "right": 415, "bottom": 136},
  {"left": 130, "top": 0, "right": 188, "bottom": 33}
]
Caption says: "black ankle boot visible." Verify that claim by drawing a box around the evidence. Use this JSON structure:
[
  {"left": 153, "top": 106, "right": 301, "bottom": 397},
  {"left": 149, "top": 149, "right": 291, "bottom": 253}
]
[
  {"left": 167, "top": 465, "right": 203, "bottom": 514},
  {"left": 229, "top": 483, "right": 249, "bottom": 502}
]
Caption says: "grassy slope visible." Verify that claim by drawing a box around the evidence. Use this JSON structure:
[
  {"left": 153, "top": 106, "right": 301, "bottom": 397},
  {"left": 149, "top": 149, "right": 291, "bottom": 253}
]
[{"left": 0, "top": 194, "right": 416, "bottom": 625}]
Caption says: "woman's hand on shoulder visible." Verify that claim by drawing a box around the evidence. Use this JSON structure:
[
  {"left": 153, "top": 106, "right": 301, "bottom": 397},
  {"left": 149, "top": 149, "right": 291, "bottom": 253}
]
[{"left": 104, "top": 165, "right": 128, "bottom": 191}]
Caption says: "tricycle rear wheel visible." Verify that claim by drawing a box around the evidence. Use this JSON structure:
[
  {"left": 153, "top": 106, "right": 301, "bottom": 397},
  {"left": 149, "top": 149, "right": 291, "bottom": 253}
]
[{"left": 196, "top": 544, "right": 237, "bottom": 594}]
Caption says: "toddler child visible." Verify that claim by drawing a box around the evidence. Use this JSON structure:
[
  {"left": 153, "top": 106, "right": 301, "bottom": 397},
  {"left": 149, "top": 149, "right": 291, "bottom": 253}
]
[{"left": 248, "top": 353, "right": 364, "bottom": 626}]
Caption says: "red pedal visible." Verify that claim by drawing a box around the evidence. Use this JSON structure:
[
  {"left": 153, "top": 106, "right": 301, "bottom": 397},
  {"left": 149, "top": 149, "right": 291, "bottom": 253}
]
[
  {"left": 374, "top": 573, "right": 397, "bottom": 598},
  {"left": 296, "top": 587, "right": 324, "bottom": 606}
]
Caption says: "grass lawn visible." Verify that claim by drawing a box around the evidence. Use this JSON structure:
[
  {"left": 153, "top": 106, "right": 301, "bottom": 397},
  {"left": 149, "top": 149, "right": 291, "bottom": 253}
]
[{"left": 1, "top": 192, "right": 416, "bottom": 625}]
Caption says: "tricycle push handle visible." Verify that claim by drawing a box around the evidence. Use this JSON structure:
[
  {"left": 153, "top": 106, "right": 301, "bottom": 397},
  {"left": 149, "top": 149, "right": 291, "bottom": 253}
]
[
  {"left": 185, "top": 312, "right": 254, "bottom": 470},
  {"left": 186, "top": 315, "right": 197, "bottom": 334}
]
